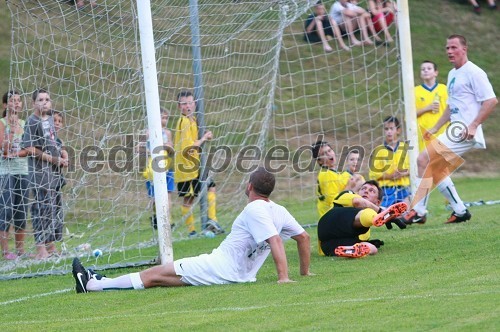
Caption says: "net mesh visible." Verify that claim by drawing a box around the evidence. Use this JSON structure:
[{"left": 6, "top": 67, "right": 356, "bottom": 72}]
[{"left": 1, "top": 0, "right": 402, "bottom": 279}]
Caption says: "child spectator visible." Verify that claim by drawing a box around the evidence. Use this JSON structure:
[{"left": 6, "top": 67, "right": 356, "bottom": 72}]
[
  {"left": 468, "top": 0, "right": 497, "bottom": 14},
  {"left": 22, "top": 89, "right": 67, "bottom": 259},
  {"left": 52, "top": 111, "right": 68, "bottom": 247},
  {"left": 141, "top": 108, "right": 175, "bottom": 230},
  {"left": 0, "top": 90, "right": 29, "bottom": 260},
  {"left": 330, "top": 0, "right": 383, "bottom": 46},
  {"left": 174, "top": 91, "right": 223, "bottom": 237},
  {"left": 369, "top": 116, "right": 411, "bottom": 209},
  {"left": 367, "top": 0, "right": 395, "bottom": 44},
  {"left": 414, "top": 60, "right": 449, "bottom": 152},
  {"left": 344, "top": 149, "right": 365, "bottom": 182},
  {"left": 304, "top": 1, "right": 350, "bottom": 52}
]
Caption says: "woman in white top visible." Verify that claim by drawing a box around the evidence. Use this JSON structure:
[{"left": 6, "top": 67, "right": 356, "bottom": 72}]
[{"left": 0, "top": 90, "right": 29, "bottom": 260}]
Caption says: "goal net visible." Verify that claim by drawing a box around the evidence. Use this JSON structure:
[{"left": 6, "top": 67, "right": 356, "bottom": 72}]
[{"left": 1, "top": 0, "right": 404, "bottom": 279}]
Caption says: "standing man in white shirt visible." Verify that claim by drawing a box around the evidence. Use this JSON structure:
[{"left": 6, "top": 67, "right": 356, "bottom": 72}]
[
  {"left": 72, "top": 167, "right": 312, "bottom": 293},
  {"left": 399, "top": 34, "right": 497, "bottom": 225}
]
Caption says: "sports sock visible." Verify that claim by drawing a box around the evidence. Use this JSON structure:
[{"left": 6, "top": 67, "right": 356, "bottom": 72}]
[
  {"left": 360, "top": 208, "right": 376, "bottom": 228},
  {"left": 412, "top": 177, "right": 431, "bottom": 216},
  {"left": 86, "top": 273, "right": 142, "bottom": 291},
  {"left": 437, "top": 177, "right": 466, "bottom": 215},
  {"left": 207, "top": 191, "right": 217, "bottom": 221},
  {"left": 181, "top": 205, "right": 195, "bottom": 233}
]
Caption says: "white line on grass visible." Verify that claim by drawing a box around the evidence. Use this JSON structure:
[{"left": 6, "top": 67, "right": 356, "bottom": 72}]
[
  {"left": 0, "top": 288, "right": 72, "bottom": 306},
  {"left": 2, "top": 289, "right": 498, "bottom": 327}
]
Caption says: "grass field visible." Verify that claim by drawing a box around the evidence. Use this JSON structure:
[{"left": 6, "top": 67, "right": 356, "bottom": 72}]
[
  {"left": 1, "top": 177, "right": 499, "bottom": 330},
  {"left": 0, "top": 1, "right": 499, "bottom": 330}
]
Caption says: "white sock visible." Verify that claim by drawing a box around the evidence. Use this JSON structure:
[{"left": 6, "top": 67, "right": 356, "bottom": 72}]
[
  {"left": 412, "top": 177, "right": 431, "bottom": 216},
  {"left": 86, "top": 273, "right": 143, "bottom": 291},
  {"left": 437, "top": 177, "right": 466, "bottom": 215}
]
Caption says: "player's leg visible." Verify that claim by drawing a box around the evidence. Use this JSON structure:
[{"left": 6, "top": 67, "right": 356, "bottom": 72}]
[
  {"left": 177, "top": 180, "right": 197, "bottom": 235},
  {"left": 207, "top": 181, "right": 217, "bottom": 222},
  {"left": 73, "top": 258, "right": 188, "bottom": 293}
]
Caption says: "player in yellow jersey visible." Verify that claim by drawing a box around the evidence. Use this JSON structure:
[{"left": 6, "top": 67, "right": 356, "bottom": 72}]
[
  {"left": 414, "top": 60, "right": 449, "bottom": 152},
  {"left": 174, "top": 91, "right": 222, "bottom": 237},
  {"left": 317, "top": 180, "right": 407, "bottom": 258},
  {"left": 369, "top": 116, "right": 411, "bottom": 209},
  {"left": 312, "top": 140, "right": 364, "bottom": 218},
  {"left": 312, "top": 140, "right": 364, "bottom": 255}
]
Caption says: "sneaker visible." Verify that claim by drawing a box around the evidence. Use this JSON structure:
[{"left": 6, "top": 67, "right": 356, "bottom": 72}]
[
  {"left": 87, "top": 268, "right": 105, "bottom": 280},
  {"left": 473, "top": 5, "right": 481, "bottom": 15},
  {"left": 397, "top": 209, "right": 427, "bottom": 225},
  {"left": 445, "top": 209, "right": 471, "bottom": 224},
  {"left": 72, "top": 258, "right": 89, "bottom": 293},
  {"left": 372, "top": 202, "right": 408, "bottom": 227},
  {"left": 188, "top": 230, "right": 198, "bottom": 238},
  {"left": 205, "top": 219, "right": 225, "bottom": 235},
  {"left": 334, "top": 243, "right": 371, "bottom": 258}
]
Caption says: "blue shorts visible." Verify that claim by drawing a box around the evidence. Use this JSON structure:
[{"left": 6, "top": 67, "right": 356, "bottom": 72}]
[
  {"left": 146, "top": 170, "right": 175, "bottom": 197},
  {"left": 381, "top": 186, "right": 410, "bottom": 208}
]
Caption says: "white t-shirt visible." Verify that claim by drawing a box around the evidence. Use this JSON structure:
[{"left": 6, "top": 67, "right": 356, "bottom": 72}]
[
  {"left": 330, "top": 1, "right": 358, "bottom": 24},
  {"left": 174, "top": 199, "right": 305, "bottom": 285},
  {"left": 446, "top": 61, "right": 496, "bottom": 148}
]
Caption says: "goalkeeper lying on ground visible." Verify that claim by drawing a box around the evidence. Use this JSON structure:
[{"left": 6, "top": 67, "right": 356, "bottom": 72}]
[
  {"left": 72, "top": 167, "right": 312, "bottom": 293},
  {"left": 317, "top": 180, "right": 408, "bottom": 258}
]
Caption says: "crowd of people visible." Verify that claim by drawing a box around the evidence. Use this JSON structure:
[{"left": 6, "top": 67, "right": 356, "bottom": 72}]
[
  {"left": 304, "top": 0, "right": 396, "bottom": 52},
  {"left": 0, "top": 89, "right": 68, "bottom": 260}
]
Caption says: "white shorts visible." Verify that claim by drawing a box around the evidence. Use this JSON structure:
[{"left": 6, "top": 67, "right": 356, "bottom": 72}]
[
  {"left": 174, "top": 254, "right": 235, "bottom": 286},
  {"left": 433, "top": 130, "right": 480, "bottom": 161}
]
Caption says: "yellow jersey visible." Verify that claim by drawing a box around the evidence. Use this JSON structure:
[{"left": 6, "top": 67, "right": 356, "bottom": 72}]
[
  {"left": 174, "top": 115, "right": 200, "bottom": 183},
  {"left": 414, "top": 83, "right": 449, "bottom": 151},
  {"left": 369, "top": 141, "right": 410, "bottom": 187},
  {"left": 316, "top": 168, "right": 351, "bottom": 218}
]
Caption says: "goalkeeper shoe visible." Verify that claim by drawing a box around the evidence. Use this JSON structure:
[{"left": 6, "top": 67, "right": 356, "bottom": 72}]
[
  {"left": 72, "top": 258, "right": 89, "bottom": 294},
  {"left": 396, "top": 209, "right": 427, "bottom": 225},
  {"left": 205, "top": 219, "right": 225, "bottom": 235},
  {"left": 372, "top": 202, "right": 408, "bottom": 227},
  {"left": 445, "top": 209, "right": 471, "bottom": 224},
  {"left": 334, "top": 243, "right": 370, "bottom": 258}
]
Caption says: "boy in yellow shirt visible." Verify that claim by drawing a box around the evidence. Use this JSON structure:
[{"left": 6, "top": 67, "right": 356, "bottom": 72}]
[
  {"left": 369, "top": 116, "right": 411, "bottom": 210},
  {"left": 414, "top": 60, "right": 449, "bottom": 152}
]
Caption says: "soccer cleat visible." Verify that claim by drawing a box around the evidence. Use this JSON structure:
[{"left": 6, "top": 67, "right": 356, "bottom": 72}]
[
  {"left": 396, "top": 209, "right": 427, "bottom": 225},
  {"left": 372, "top": 202, "right": 408, "bottom": 227},
  {"left": 205, "top": 219, "right": 225, "bottom": 235},
  {"left": 88, "top": 268, "right": 105, "bottom": 280},
  {"left": 188, "top": 230, "right": 198, "bottom": 238},
  {"left": 334, "top": 243, "right": 371, "bottom": 258},
  {"left": 445, "top": 209, "right": 471, "bottom": 224},
  {"left": 72, "top": 258, "right": 89, "bottom": 293}
]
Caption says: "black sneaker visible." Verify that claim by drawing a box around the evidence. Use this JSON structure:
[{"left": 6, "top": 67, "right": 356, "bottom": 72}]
[
  {"left": 445, "top": 209, "right": 471, "bottom": 224},
  {"left": 72, "top": 258, "right": 89, "bottom": 293},
  {"left": 205, "top": 219, "right": 225, "bottom": 235},
  {"left": 88, "top": 268, "right": 105, "bottom": 280}
]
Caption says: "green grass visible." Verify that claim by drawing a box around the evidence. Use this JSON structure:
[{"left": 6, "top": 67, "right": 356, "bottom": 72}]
[
  {"left": 0, "top": 1, "right": 499, "bottom": 329},
  {"left": 1, "top": 177, "right": 499, "bottom": 330}
]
